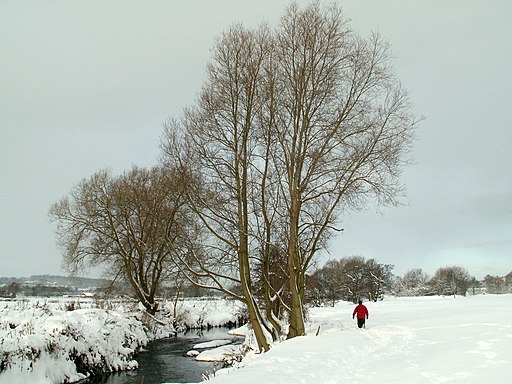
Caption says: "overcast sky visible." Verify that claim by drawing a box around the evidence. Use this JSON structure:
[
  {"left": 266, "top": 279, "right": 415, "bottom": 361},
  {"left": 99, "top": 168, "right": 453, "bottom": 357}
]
[{"left": 1, "top": 0, "right": 511, "bottom": 280}]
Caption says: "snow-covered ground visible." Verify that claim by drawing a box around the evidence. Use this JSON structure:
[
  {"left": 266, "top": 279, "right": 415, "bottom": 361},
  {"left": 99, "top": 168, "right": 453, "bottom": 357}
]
[
  {"left": 173, "top": 298, "right": 244, "bottom": 330},
  {"left": 196, "top": 295, "right": 511, "bottom": 384},
  {"left": 1, "top": 295, "right": 510, "bottom": 384},
  {"left": 0, "top": 297, "right": 240, "bottom": 384},
  {"left": 0, "top": 300, "right": 149, "bottom": 384}
]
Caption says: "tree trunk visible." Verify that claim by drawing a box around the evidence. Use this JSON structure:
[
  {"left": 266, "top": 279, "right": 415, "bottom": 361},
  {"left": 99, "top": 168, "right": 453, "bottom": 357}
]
[
  {"left": 240, "top": 249, "right": 270, "bottom": 351},
  {"left": 239, "top": 205, "right": 271, "bottom": 352},
  {"left": 287, "top": 199, "right": 306, "bottom": 339},
  {"left": 287, "top": 271, "right": 305, "bottom": 338},
  {"left": 245, "top": 292, "right": 271, "bottom": 352}
]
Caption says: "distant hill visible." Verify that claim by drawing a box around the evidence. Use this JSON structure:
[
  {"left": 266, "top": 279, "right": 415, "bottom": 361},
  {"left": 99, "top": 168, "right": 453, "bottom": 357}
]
[{"left": 0, "top": 274, "right": 112, "bottom": 289}]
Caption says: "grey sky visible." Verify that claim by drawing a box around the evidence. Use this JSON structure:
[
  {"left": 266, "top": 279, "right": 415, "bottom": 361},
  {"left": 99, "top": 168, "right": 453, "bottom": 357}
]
[{"left": 1, "top": 0, "right": 510, "bottom": 280}]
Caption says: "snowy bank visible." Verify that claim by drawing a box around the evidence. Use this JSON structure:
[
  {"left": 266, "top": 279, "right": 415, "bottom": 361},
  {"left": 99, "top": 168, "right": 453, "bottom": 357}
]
[
  {"left": 0, "top": 297, "right": 242, "bottom": 384},
  {"left": 0, "top": 302, "right": 149, "bottom": 384},
  {"left": 196, "top": 344, "right": 242, "bottom": 363},
  {"left": 201, "top": 295, "right": 511, "bottom": 384},
  {"left": 171, "top": 298, "right": 245, "bottom": 330}
]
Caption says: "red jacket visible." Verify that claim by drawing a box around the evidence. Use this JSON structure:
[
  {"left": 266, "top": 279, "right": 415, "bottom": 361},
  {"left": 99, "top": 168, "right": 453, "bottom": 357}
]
[{"left": 353, "top": 303, "right": 369, "bottom": 319}]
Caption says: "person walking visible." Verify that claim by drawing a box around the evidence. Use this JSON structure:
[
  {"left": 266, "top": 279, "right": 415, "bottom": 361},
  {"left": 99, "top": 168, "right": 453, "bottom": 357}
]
[{"left": 352, "top": 300, "right": 369, "bottom": 328}]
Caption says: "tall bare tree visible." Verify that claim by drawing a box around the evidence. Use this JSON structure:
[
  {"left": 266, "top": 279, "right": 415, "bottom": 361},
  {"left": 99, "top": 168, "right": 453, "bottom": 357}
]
[
  {"left": 163, "top": 24, "right": 275, "bottom": 351},
  {"left": 266, "top": 3, "right": 416, "bottom": 337},
  {"left": 162, "top": 2, "right": 417, "bottom": 344},
  {"left": 49, "top": 166, "right": 189, "bottom": 315}
]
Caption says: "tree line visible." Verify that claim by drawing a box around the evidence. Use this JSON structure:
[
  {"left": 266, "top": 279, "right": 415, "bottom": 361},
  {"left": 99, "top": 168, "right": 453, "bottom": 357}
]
[
  {"left": 394, "top": 268, "right": 512, "bottom": 297},
  {"left": 307, "top": 258, "right": 512, "bottom": 306},
  {"left": 307, "top": 256, "right": 393, "bottom": 306},
  {"left": 49, "top": 3, "right": 417, "bottom": 352}
]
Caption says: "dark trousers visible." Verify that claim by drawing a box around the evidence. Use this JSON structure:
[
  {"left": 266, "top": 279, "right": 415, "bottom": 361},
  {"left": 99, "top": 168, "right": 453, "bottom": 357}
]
[{"left": 357, "top": 318, "right": 366, "bottom": 328}]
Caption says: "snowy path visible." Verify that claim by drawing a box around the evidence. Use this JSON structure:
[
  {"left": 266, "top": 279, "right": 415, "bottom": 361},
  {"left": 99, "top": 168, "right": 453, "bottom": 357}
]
[{"left": 202, "top": 295, "right": 512, "bottom": 384}]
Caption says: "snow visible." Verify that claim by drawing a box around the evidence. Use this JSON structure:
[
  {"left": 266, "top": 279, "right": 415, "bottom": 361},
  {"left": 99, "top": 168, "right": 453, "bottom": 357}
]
[
  {"left": 174, "top": 298, "right": 244, "bottom": 329},
  {"left": 227, "top": 324, "right": 249, "bottom": 337},
  {"left": 0, "top": 300, "right": 149, "bottom": 384},
  {"left": 1, "top": 295, "right": 511, "bottom": 384},
  {"left": 192, "top": 339, "right": 241, "bottom": 363},
  {"left": 196, "top": 345, "right": 242, "bottom": 362},
  {"left": 193, "top": 339, "right": 233, "bottom": 349},
  {"left": 199, "top": 295, "right": 512, "bottom": 384},
  {"left": 0, "top": 297, "right": 241, "bottom": 384}
]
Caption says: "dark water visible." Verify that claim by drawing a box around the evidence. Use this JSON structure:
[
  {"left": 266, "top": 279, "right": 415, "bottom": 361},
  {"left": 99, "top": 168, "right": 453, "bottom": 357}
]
[{"left": 92, "top": 328, "right": 238, "bottom": 384}]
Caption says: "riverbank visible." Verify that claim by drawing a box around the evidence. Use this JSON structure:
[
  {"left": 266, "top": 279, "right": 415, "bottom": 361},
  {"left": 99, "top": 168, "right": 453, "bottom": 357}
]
[
  {"left": 0, "top": 297, "right": 242, "bottom": 384},
  {"left": 95, "top": 327, "right": 241, "bottom": 384}
]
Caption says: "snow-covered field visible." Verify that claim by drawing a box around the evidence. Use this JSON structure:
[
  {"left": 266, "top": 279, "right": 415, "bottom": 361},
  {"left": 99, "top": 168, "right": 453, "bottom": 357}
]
[{"left": 200, "top": 295, "right": 511, "bottom": 384}]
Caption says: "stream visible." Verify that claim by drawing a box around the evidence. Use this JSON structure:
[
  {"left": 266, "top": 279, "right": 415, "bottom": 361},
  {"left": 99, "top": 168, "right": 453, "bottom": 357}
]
[{"left": 91, "top": 328, "right": 238, "bottom": 384}]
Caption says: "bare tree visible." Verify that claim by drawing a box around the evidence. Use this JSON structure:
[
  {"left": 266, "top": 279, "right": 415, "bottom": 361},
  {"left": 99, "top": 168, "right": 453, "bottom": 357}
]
[
  {"left": 6, "top": 282, "right": 21, "bottom": 298},
  {"left": 428, "top": 266, "right": 472, "bottom": 297},
  {"left": 308, "top": 256, "right": 393, "bottom": 304},
  {"left": 364, "top": 259, "right": 394, "bottom": 301},
  {"left": 483, "top": 275, "right": 506, "bottom": 294},
  {"left": 396, "top": 268, "right": 430, "bottom": 296},
  {"left": 268, "top": 3, "right": 416, "bottom": 337},
  {"left": 339, "top": 256, "right": 367, "bottom": 303},
  {"left": 49, "top": 166, "right": 189, "bottom": 315},
  {"left": 506, "top": 271, "right": 512, "bottom": 286},
  {"left": 163, "top": 24, "right": 275, "bottom": 351},
  {"left": 308, "top": 259, "right": 345, "bottom": 306},
  {"left": 162, "top": 2, "right": 416, "bottom": 343}
]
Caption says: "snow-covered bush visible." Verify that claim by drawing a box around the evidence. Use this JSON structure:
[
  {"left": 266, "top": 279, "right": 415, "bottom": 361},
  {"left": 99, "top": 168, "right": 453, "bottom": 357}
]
[
  {"left": 0, "top": 301, "right": 150, "bottom": 383},
  {"left": 0, "top": 297, "right": 243, "bottom": 384},
  {"left": 169, "top": 298, "right": 245, "bottom": 331}
]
